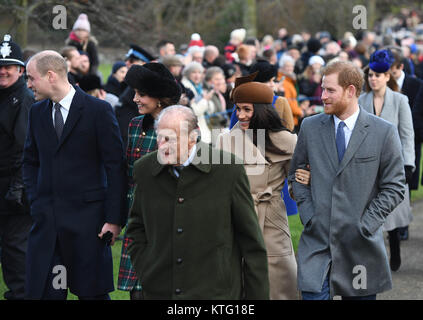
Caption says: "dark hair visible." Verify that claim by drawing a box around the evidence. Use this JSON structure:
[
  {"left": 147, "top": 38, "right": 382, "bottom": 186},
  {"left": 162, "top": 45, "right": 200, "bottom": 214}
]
[
  {"left": 142, "top": 96, "right": 177, "bottom": 130},
  {"left": 157, "top": 40, "right": 174, "bottom": 50},
  {"left": 248, "top": 103, "right": 289, "bottom": 155},
  {"left": 363, "top": 65, "right": 399, "bottom": 93}
]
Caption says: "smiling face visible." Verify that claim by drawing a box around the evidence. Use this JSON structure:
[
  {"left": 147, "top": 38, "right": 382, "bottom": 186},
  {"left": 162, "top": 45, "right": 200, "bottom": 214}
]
[
  {"left": 133, "top": 89, "right": 161, "bottom": 118},
  {"left": 236, "top": 103, "right": 254, "bottom": 130},
  {"left": 321, "top": 73, "right": 349, "bottom": 117},
  {"left": 26, "top": 61, "right": 51, "bottom": 101},
  {"left": 156, "top": 114, "right": 197, "bottom": 165},
  {"left": 188, "top": 69, "right": 203, "bottom": 85},
  {"left": 0, "top": 64, "right": 23, "bottom": 89},
  {"left": 368, "top": 69, "right": 390, "bottom": 92}
]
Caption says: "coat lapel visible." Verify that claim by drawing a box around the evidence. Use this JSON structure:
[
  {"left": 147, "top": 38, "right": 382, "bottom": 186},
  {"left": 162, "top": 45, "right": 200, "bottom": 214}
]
[
  {"left": 320, "top": 115, "right": 338, "bottom": 172},
  {"left": 40, "top": 99, "right": 59, "bottom": 143},
  {"left": 56, "top": 87, "right": 84, "bottom": 151},
  {"left": 380, "top": 87, "right": 393, "bottom": 119},
  {"left": 336, "top": 108, "right": 369, "bottom": 175},
  {"left": 360, "top": 92, "right": 374, "bottom": 114}
]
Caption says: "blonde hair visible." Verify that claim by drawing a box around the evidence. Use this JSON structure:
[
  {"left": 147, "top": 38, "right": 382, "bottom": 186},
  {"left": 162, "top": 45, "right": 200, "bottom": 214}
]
[{"left": 29, "top": 50, "right": 68, "bottom": 78}]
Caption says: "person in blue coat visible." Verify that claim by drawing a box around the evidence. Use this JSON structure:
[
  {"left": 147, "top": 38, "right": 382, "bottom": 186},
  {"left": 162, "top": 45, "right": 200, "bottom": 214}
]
[{"left": 23, "top": 50, "right": 127, "bottom": 300}]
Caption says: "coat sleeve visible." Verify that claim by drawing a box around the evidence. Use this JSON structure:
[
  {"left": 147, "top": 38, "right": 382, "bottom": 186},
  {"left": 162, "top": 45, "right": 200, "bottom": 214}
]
[
  {"left": 22, "top": 105, "right": 39, "bottom": 204},
  {"left": 288, "top": 118, "right": 315, "bottom": 227},
  {"left": 397, "top": 94, "right": 415, "bottom": 169},
  {"left": 7, "top": 93, "right": 33, "bottom": 203},
  {"left": 360, "top": 124, "right": 406, "bottom": 236},
  {"left": 230, "top": 164, "right": 269, "bottom": 300},
  {"left": 95, "top": 101, "right": 128, "bottom": 226},
  {"left": 275, "top": 97, "right": 295, "bottom": 131},
  {"left": 411, "top": 83, "right": 423, "bottom": 142}
]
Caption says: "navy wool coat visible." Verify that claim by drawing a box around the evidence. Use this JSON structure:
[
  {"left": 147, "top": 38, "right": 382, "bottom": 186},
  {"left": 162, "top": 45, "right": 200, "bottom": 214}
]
[{"left": 23, "top": 86, "right": 127, "bottom": 298}]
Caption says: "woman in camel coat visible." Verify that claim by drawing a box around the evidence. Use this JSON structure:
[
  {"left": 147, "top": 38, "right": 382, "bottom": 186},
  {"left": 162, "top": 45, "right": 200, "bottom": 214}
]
[{"left": 216, "top": 77, "right": 298, "bottom": 299}]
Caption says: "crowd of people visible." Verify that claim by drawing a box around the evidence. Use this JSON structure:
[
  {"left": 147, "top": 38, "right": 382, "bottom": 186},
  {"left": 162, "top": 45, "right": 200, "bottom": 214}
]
[{"left": 1, "top": 8, "right": 423, "bottom": 300}]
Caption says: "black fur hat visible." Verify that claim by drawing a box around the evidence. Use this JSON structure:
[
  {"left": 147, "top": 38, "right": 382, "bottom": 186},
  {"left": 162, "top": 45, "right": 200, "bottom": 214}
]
[
  {"left": 249, "top": 59, "right": 277, "bottom": 83},
  {"left": 124, "top": 62, "right": 181, "bottom": 103}
]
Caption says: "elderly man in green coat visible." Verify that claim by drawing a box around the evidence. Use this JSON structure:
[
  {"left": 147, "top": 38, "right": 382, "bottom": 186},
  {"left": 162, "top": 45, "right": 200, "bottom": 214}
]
[{"left": 126, "top": 105, "right": 269, "bottom": 300}]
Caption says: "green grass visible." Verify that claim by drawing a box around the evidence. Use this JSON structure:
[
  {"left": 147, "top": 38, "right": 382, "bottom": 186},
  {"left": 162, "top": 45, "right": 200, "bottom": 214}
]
[{"left": 98, "top": 63, "right": 112, "bottom": 84}]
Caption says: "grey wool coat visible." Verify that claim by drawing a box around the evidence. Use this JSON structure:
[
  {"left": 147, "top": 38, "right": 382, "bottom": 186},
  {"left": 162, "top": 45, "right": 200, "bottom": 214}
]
[
  {"left": 288, "top": 108, "right": 405, "bottom": 297},
  {"left": 359, "top": 88, "right": 415, "bottom": 231},
  {"left": 126, "top": 142, "right": 269, "bottom": 299}
]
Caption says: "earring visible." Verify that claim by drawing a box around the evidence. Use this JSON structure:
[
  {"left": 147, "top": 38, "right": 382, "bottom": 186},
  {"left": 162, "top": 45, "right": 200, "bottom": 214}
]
[{"left": 157, "top": 101, "right": 162, "bottom": 108}]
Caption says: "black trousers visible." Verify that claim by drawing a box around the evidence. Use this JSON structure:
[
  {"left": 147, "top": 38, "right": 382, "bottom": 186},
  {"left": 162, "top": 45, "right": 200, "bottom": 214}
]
[
  {"left": 41, "top": 238, "right": 110, "bottom": 300},
  {"left": 0, "top": 213, "right": 32, "bottom": 300}
]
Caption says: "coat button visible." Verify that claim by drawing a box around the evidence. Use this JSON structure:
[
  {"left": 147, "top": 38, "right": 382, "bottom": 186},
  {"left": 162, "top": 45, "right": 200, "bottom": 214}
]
[
  {"left": 178, "top": 197, "right": 184, "bottom": 203},
  {"left": 177, "top": 228, "right": 183, "bottom": 234},
  {"left": 177, "top": 258, "right": 183, "bottom": 264},
  {"left": 175, "top": 288, "right": 181, "bottom": 294},
  {"left": 142, "top": 132, "right": 146, "bottom": 136},
  {"left": 135, "top": 148, "right": 140, "bottom": 153}
]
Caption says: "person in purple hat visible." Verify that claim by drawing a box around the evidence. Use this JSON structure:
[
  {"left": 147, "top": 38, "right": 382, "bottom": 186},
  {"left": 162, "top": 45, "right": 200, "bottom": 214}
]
[{"left": 359, "top": 49, "right": 415, "bottom": 272}]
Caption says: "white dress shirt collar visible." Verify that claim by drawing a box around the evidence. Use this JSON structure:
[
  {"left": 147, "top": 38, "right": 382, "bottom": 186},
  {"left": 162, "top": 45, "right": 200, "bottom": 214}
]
[
  {"left": 396, "top": 70, "right": 405, "bottom": 90},
  {"left": 333, "top": 108, "right": 360, "bottom": 132},
  {"left": 56, "top": 85, "right": 76, "bottom": 112}
]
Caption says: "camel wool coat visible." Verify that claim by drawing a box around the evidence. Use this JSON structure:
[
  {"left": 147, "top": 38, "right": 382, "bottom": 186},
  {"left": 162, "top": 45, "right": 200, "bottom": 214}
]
[{"left": 216, "top": 123, "right": 298, "bottom": 299}]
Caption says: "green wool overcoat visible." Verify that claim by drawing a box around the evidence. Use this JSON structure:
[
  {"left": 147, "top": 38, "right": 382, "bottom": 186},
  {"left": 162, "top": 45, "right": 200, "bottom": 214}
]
[{"left": 126, "top": 142, "right": 269, "bottom": 299}]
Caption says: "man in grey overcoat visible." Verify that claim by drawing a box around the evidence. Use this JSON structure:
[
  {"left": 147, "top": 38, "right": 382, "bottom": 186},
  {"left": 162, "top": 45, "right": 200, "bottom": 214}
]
[{"left": 288, "top": 61, "right": 405, "bottom": 300}]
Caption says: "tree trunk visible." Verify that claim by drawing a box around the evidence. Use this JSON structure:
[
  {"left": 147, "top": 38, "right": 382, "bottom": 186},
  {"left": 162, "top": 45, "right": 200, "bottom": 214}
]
[
  {"left": 15, "top": 0, "right": 28, "bottom": 48},
  {"left": 244, "top": 0, "right": 257, "bottom": 38}
]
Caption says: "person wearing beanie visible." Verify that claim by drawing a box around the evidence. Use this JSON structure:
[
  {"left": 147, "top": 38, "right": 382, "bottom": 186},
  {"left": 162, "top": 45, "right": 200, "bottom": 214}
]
[
  {"left": 117, "top": 62, "right": 181, "bottom": 300},
  {"left": 216, "top": 73, "right": 299, "bottom": 300},
  {"left": 66, "top": 13, "right": 99, "bottom": 75},
  {"left": 188, "top": 33, "right": 205, "bottom": 49},
  {"left": 359, "top": 49, "right": 415, "bottom": 273},
  {"left": 103, "top": 61, "right": 128, "bottom": 97},
  {"left": 0, "top": 34, "right": 34, "bottom": 300},
  {"left": 224, "top": 28, "right": 246, "bottom": 63}
]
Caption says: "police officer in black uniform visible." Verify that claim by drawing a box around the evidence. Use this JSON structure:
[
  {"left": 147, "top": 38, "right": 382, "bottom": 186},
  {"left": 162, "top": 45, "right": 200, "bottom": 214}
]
[{"left": 0, "top": 34, "right": 34, "bottom": 300}]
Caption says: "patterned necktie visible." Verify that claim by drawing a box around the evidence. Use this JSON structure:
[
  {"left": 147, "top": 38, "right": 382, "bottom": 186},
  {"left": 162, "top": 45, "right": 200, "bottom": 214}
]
[
  {"left": 54, "top": 102, "right": 64, "bottom": 139},
  {"left": 336, "top": 121, "right": 346, "bottom": 162}
]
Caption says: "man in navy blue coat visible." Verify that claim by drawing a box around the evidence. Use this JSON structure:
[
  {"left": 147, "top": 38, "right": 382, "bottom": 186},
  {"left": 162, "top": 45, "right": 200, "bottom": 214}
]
[{"left": 23, "top": 50, "right": 127, "bottom": 299}]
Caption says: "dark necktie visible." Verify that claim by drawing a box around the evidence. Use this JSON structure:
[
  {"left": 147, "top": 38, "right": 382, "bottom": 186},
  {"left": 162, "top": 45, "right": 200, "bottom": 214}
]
[
  {"left": 336, "top": 121, "right": 346, "bottom": 162},
  {"left": 54, "top": 102, "right": 64, "bottom": 139}
]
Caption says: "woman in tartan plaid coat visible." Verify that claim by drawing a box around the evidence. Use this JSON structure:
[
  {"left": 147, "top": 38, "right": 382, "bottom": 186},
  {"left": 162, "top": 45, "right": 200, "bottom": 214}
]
[{"left": 117, "top": 63, "right": 181, "bottom": 300}]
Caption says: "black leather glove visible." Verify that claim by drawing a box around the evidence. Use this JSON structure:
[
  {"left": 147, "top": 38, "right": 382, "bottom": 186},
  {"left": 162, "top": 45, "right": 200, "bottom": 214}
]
[
  {"left": 5, "top": 180, "right": 24, "bottom": 208},
  {"left": 404, "top": 165, "right": 413, "bottom": 185}
]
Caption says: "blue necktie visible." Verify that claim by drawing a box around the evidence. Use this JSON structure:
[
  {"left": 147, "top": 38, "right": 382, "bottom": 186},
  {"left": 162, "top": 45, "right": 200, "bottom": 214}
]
[
  {"left": 336, "top": 121, "right": 346, "bottom": 162},
  {"left": 54, "top": 103, "right": 64, "bottom": 139}
]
